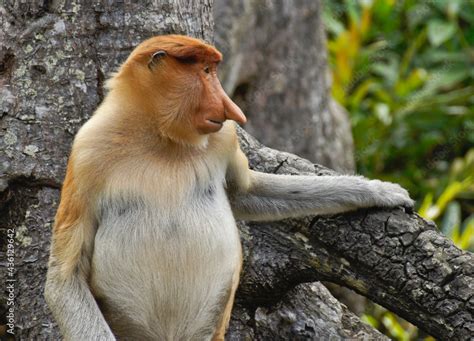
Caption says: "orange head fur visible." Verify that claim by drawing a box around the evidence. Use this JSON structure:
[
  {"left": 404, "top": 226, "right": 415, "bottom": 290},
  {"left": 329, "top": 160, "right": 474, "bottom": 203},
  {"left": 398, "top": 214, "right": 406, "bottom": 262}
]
[{"left": 105, "top": 35, "right": 246, "bottom": 145}]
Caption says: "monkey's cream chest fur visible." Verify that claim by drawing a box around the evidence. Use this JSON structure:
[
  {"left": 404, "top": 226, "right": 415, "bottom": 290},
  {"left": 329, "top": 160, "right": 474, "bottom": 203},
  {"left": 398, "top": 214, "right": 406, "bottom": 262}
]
[{"left": 90, "top": 179, "right": 240, "bottom": 339}]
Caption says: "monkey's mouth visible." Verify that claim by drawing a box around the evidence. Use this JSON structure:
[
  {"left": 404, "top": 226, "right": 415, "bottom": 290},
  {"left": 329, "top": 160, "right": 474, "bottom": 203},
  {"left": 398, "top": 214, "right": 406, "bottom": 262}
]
[
  {"left": 207, "top": 119, "right": 224, "bottom": 127},
  {"left": 198, "top": 118, "right": 225, "bottom": 134}
]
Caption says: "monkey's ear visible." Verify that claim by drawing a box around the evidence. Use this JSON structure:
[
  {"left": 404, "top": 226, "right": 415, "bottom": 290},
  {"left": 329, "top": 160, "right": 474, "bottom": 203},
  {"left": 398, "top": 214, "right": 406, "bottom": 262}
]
[{"left": 148, "top": 50, "right": 167, "bottom": 70}]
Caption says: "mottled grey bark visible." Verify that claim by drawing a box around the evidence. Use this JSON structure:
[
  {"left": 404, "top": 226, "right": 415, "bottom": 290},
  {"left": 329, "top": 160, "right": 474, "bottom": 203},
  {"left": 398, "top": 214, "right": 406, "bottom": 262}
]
[
  {"left": 214, "top": 0, "right": 355, "bottom": 172},
  {"left": 234, "top": 282, "right": 388, "bottom": 340},
  {"left": 1, "top": 1, "right": 472, "bottom": 341}
]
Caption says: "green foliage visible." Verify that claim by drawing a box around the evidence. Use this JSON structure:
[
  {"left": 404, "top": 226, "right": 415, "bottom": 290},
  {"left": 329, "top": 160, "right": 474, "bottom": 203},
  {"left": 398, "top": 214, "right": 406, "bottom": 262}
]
[
  {"left": 324, "top": 0, "right": 474, "bottom": 199},
  {"left": 361, "top": 304, "right": 435, "bottom": 341},
  {"left": 324, "top": 0, "right": 474, "bottom": 339},
  {"left": 419, "top": 149, "right": 474, "bottom": 251}
]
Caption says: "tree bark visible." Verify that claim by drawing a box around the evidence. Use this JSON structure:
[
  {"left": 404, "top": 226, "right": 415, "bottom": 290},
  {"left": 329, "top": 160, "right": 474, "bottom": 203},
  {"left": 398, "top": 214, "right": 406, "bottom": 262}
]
[
  {"left": 214, "top": 0, "right": 355, "bottom": 172},
  {"left": 0, "top": 1, "right": 214, "bottom": 339},
  {"left": 1, "top": 1, "right": 472, "bottom": 341},
  {"left": 214, "top": 0, "right": 365, "bottom": 316}
]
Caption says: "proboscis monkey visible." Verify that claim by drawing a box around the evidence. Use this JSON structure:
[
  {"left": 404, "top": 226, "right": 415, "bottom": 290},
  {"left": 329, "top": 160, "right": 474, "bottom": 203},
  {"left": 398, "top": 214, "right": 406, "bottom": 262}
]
[{"left": 45, "top": 35, "right": 413, "bottom": 341}]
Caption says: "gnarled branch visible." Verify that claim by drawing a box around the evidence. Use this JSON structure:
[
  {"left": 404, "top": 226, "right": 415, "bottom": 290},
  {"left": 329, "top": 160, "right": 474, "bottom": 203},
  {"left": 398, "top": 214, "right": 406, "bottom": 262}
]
[{"left": 230, "top": 128, "right": 474, "bottom": 340}]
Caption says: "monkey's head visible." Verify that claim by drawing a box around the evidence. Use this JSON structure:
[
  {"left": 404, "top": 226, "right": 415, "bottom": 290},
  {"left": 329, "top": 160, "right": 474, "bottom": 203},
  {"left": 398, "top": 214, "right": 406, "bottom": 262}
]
[{"left": 108, "top": 35, "right": 246, "bottom": 145}]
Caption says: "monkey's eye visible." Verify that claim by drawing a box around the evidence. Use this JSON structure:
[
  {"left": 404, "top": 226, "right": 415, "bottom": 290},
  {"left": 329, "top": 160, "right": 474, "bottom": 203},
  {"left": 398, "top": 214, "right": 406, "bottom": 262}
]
[
  {"left": 204, "top": 66, "right": 210, "bottom": 74},
  {"left": 148, "top": 50, "right": 167, "bottom": 70},
  {"left": 152, "top": 50, "right": 167, "bottom": 60}
]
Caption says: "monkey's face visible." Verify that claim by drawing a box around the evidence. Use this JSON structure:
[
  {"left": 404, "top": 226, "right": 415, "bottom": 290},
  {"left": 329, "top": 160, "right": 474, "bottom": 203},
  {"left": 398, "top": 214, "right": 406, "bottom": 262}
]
[
  {"left": 122, "top": 35, "right": 246, "bottom": 143},
  {"left": 191, "top": 62, "right": 246, "bottom": 134}
]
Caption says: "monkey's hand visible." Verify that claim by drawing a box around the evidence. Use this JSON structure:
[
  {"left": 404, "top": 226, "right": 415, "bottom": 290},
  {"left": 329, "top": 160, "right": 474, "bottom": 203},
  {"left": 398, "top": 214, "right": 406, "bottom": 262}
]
[{"left": 367, "top": 179, "right": 415, "bottom": 208}]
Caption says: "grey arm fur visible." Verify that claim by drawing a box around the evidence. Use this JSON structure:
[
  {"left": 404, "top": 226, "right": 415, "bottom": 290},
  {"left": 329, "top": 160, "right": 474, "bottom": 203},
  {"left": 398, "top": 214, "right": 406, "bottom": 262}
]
[
  {"left": 229, "top": 170, "right": 414, "bottom": 221},
  {"left": 45, "top": 234, "right": 116, "bottom": 341},
  {"left": 45, "top": 268, "right": 116, "bottom": 341}
]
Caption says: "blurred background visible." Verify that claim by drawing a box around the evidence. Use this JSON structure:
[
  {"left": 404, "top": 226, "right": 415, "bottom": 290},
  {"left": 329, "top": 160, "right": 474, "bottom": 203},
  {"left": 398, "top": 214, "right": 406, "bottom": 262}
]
[{"left": 324, "top": 0, "right": 473, "bottom": 339}]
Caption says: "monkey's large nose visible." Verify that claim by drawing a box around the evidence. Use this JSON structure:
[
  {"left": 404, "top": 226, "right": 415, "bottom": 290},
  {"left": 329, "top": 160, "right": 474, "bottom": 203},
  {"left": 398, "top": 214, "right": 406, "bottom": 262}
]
[
  {"left": 223, "top": 95, "right": 246, "bottom": 125},
  {"left": 217, "top": 83, "right": 246, "bottom": 125}
]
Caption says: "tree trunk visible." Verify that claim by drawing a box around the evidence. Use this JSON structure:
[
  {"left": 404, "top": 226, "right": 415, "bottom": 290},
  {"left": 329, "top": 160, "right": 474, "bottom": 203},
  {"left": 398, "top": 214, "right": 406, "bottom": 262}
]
[
  {"left": 0, "top": 1, "right": 214, "bottom": 339},
  {"left": 214, "top": 0, "right": 355, "bottom": 172},
  {"left": 1, "top": 1, "right": 472, "bottom": 340},
  {"left": 214, "top": 0, "right": 364, "bottom": 316}
]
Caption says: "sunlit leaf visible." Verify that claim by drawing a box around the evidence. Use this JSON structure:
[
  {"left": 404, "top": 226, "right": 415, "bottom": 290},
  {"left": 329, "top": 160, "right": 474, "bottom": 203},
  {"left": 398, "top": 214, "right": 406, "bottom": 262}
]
[
  {"left": 400, "top": 29, "right": 427, "bottom": 77},
  {"left": 427, "top": 20, "right": 457, "bottom": 47},
  {"left": 458, "top": 216, "right": 474, "bottom": 250},
  {"left": 361, "top": 314, "right": 379, "bottom": 328},
  {"left": 375, "top": 103, "right": 392, "bottom": 125},
  {"left": 395, "top": 68, "right": 427, "bottom": 97},
  {"left": 440, "top": 201, "right": 461, "bottom": 237},
  {"left": 382, "top": 313, "right": 410, "bottom": 341},
  {"left": 418, "top": 193, "right": 434, "bottom": 218},
  {"left": 345, "top": 0, "right": 360, "bottom": 24},
  {"left": 430, "top": 177, "right": 473, "bottom": 219},
  {"left": 360, "top": 5, "right": 372, "bottom": 37},
  {"left": 371, "top": 57, "right": 399, "bottom": 85},
  {"left": 447, "top": 0, "right": 462, "bottom": 19},
  {"left": 424, "top": 68, "right": 470, "bottom": 92},
  {"left": 350, "top": 79, "right": 375, "bottom": 107},
  {"left": 445, "top": 106, "right": 469, "bottom": 115},
  {"left": 422, "top": 50, "right": 470, "bottom": 64},
  {"left": 400, "top": 86, "right": 474, "bottom": 115},
  {"left": 323, "top": 11, "right": 345, "bottom": 35}
]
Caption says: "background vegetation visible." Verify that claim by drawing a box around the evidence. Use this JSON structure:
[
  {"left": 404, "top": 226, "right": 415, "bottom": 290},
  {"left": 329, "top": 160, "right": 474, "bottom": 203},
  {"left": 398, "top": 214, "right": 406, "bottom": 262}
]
[{"left": 324, "top": 0, "right": 474, "bottom": 339}]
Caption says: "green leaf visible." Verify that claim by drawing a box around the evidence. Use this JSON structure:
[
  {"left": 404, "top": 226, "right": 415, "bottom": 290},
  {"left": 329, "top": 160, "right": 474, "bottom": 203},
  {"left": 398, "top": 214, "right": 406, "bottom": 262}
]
[
  {"left": 345, "top": 0, "right": 360, "bottom": 24},
  {"left": 459, "top": 5, "right": 474, "bottom": 25},
  {"left": 371, "top": 58, "right": 399, "bottom": 85},
  {"left": 447, "top": 0, "right": 462, "bottom": 18},
  {"left": 440, "top": 201, "right": 461, "bottom": 237},
  {"left": 407, "top": 4, "right": 434, "bottom": 29},
  {"left": 382, "top": 313, "right": 410, "bottom": 340},
  {"left": 375, "top": 103, "right": 392, "bottom": 125},
  {"left": 323, "top": 11, "right": 345, "bottom": 36},
  {"left": 418, "top": 193, "right": 434, "bottom": 218},
  {"left": 427, "top": 20, "right": 457, "bottom": 46},
  {"left": 422, "top": 50, "right": 469, "bottom": 64},
  {"left": 427, "top": 68, "right": 469, "bottom": 90},
  {"left": 361, "top": 314, "right": 379, "bottom": 328},
  {"left": 459, "top": 216, "right": 474, "bottom": 251}
]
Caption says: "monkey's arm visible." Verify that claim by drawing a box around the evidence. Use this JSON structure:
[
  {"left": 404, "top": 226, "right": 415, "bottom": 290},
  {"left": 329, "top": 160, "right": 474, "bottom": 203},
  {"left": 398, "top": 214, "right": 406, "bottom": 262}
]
[
  {"left": 45, "top": 168, "right": 115, "bottom": 340},
  {"left": 227, "top": 150, "right": 413, "bottom": 221},
  {"left": 45, "top": 249, "right": 115, "bottom": 341}
]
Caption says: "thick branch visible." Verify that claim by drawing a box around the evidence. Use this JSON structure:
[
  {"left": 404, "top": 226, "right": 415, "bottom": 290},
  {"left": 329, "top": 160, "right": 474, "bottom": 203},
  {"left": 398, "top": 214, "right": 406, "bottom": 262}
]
[{"left": 235, "top": 127, "right": 474, "bottom": 340}]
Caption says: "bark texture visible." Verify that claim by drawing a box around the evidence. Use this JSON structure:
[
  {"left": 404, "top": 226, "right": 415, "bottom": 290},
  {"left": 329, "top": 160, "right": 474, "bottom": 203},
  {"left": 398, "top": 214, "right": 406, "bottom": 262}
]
[
  {"left": 0, "top": 1, "right": 214, "bottom": 339},
  {"left": 1, "top": 1, "right": 473, "bottom": 341},
  {"left": 214, "top": 0, "right": 364, "bottom": 315},
  {"left": 214, "top": 0, "right": 355, "bottom": 172}
]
